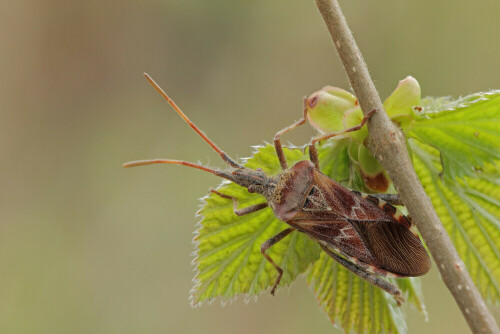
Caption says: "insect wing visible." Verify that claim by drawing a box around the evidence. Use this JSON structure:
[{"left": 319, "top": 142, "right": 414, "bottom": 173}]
[
  {"left": 311, "top": 170, "right": 393, "bottom": 222},
  {"left": 289, "top": 215, "right": 379, "bottom": 267},
  {"left": 290, "top": 170, "right": 431, "bottom": 277},
  {"left": 349, "top": 218, "right": 431, "bottom": 276}
]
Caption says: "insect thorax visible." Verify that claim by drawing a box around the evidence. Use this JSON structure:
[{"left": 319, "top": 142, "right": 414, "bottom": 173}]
[
  {"left": 267, "top": 168, "right": 296, "bottom": 204},
  {"left": 265, "top": 161, "right": 316, "bottom": 215}
]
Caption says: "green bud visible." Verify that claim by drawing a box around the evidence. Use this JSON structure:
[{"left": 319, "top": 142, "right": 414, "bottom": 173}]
[
  {"left": 357, "top": 145, "right": 390, "bottom": 192},
  {"left": 383, "top": 76, "right": 421, "bottom": 124},
  {"left": 347, "top": 141, "right": 360, "bottom": 162},
  {"left": 306, "top": 86, "right": 359, "bottom": 134},
  {"left": 342, "top": 107, "right": 366, "bottom": 143}
]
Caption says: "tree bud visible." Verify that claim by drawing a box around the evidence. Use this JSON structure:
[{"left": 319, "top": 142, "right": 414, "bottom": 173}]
[
  {"left": 383, "top": 76, "right": 421, "bottom": 124},
  {"left": 306, "top": 86, "right": 359, "bottom": 134}
]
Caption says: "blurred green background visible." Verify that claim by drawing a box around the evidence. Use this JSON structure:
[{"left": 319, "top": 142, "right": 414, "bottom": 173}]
[{"left": 1, "top": 0, "right": 499, "bottom": 333}]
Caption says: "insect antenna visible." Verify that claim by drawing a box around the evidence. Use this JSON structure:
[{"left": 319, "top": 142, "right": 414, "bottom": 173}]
[
  {"left": 143, "top": 73, "right": 243, "bottom": 169},
  {"left": 122, "top": 159, "right": 235, "bottom": 182}
]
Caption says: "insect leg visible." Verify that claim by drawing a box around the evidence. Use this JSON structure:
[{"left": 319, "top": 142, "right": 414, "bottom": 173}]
[
  {"left": 308, "top": 143, "right": 320, "bottom": 170},
  {"left": 273, "top": 99, "right": 309, "bottom": 170},
  {"left": 351, "top": 191, "right": 403, "bottom": 206},
  {"left": 261, "top": 228, "right": 295, "bottom": 295},
  {"left": 308, "top": 109, "right": 377, "bottom": 169},
  {"left": 210, "top": 189, "right": 268, "bottom": 216},
  {"left": 319, "top": 244, "right": 405, "bottom": 305},
  {"left": 370, "top": 193, "right": 403, "bottom": 206}
]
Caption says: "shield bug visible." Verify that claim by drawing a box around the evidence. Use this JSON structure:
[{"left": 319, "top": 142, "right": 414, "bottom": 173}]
[{"left": 124, "top": 74, "right": 431, "bottom": 303}]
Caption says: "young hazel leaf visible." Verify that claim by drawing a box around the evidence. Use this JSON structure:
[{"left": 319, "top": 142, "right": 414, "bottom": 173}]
[
  {"left": 308, "top": 252, "right": 408, "bottom": 334},
  {"left": 192, "top": 145, "right": 321, "bottom": 305},
  {"left": 411, "top": 140, "right": 500, "bottom": 304},
  {"left": 409, "top": 91, "right": 500, "bottom": 178}
]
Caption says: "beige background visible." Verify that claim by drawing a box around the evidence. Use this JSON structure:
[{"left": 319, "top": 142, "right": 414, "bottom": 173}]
[{"left": 1, "top": 0, "right": 499, "bottom": 333}]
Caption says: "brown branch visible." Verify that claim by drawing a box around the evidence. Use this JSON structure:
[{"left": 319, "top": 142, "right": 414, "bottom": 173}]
[{"left": 314, "top": 0, "right": 500, "bottom": 333}]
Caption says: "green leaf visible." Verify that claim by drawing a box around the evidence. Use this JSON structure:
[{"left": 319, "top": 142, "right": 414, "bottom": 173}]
[
  {"left": 317, "top": 139, "right": 351, "bottom": 183},
  {"left": 409, "top": 90, "right": 500, "bottom": 178},
  {"left": 411, "top": 140, "right": 500, "bottom": 304},
  {"left": 191, "top": 145, "right": 321, "bottom": 305},
  {"left": 308, "top": 252, "right": 408, "bottom": 334}
]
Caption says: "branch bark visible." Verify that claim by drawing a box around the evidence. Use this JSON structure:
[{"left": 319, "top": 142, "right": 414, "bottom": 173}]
[{"left": 314, "top": 0, "right": 500, "bottom": 333}]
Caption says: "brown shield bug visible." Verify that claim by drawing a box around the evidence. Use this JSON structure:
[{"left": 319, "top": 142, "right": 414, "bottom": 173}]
[{"left": 124, "top": 74, "right": 431, "bottom": 303}]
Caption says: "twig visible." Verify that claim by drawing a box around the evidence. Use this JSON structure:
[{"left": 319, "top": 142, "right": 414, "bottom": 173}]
[{"left": 314, "top": 0, "right": 500, "bottom": 333}]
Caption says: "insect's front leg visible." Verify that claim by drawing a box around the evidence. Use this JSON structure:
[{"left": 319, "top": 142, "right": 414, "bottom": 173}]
[
  {"left": 308, "top": 143, "right": 320, "bottom": 170},
  {"left": 273, "top": 99, "right": 309, "bottom": 170},
  {"left": 319, "top": 244, "right": 405, "bottom": 305},
  {"left": 308, "top": 109, "right": 377, "bottom": 170},
  {"left": 261, "top": 228, "right": 295, "bottom": 295},
  {"left": 210, "top": 190, "right": 268, "bottom": 216}
]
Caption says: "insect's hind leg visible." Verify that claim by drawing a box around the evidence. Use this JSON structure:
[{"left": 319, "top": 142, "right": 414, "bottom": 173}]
[
  {"left": 261, "top": 228, "right": 295, "bottom": 295},
  {"left": 319, "top": 244, "right": 404, "bottom": 305},
  {"left": 210, "top": 190, "right": 268, "bottom": 216},
  {"left": 274, "top": 99, "right": 309, "bottom": 170}
]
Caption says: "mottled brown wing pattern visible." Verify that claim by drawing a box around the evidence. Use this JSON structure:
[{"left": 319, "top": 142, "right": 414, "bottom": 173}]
[
  {"left": 349, "top": 219, "right": 431, "bottom": 276},
  {"left": 303, "top": 186, "right": 330, "bottom": 211},
  {"left": 289, "top": 218, "right": 378, "bottom": 266},
  {"left": 313, "top": 170, "right": 395, "bottom": 222},
  {"left": 289, "top": 169, "right": 430, "bottom": 277}
]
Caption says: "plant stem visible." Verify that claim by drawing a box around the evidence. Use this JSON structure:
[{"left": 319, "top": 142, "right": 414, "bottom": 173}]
[{"left": 314, "top": 0, "right": 500, "bottom": 333}]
